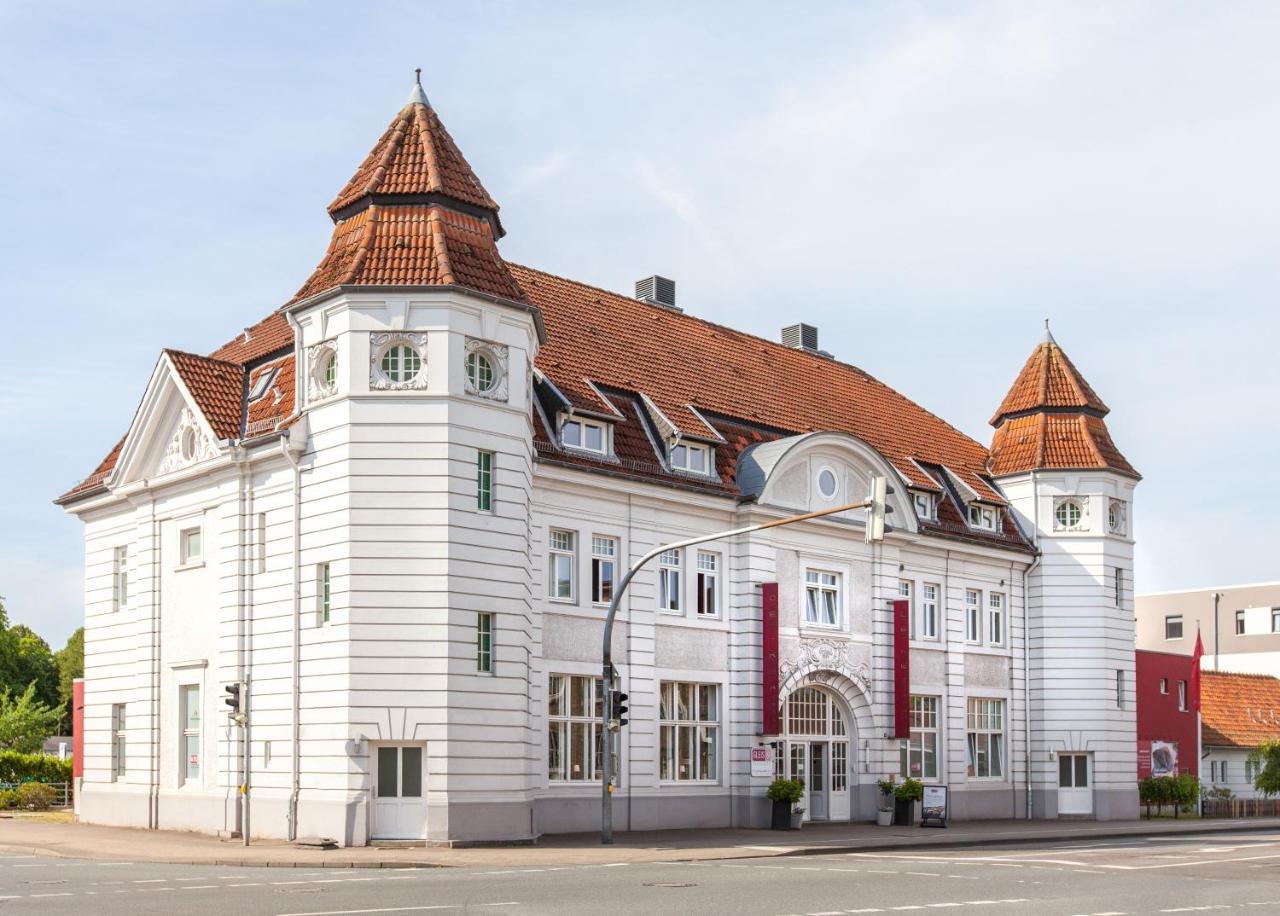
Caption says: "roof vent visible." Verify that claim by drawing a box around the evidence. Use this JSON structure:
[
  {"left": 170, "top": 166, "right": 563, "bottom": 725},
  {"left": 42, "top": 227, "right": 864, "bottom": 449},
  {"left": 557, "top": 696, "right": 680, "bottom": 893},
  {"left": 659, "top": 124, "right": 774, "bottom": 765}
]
[
  {"left": 635, "top": 275, "right": 679, "bottom": 311},
  {"left": 782, "top": 323, "right": 820, "bottom": 353}
]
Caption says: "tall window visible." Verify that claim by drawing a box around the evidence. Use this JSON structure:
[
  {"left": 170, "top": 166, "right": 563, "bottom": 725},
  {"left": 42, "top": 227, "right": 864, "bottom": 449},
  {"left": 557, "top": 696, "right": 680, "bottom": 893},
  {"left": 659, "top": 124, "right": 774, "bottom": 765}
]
[
  {"left": 966, "top": 698, "right": 1004, "bottom": 779},
  {"left": 548, "top": 529, "right": 575, "bottom": 601},
  {"left": 179, "top": 685, "right": 201, "bottom": 785},
  {"left": 1237, "top": 610, "right": 1247, "bottom": 635},
  {"left": 658, "top": 549, "right": 681, "bottom": 613},
  {"left": 1113, "top": 567, "right": 1123, "bottom": 605},
  {"left": 900, "top": 695, "right": 939, "bottom": 779},
  {"left": 805, "top": 570, "right": 840, "bottom": 626},
  {"left": 256, "top": 512, "right": 267, "bottom": 574},
  {"left": 317, "top": 563, "right": 331, "bottom": 624},
  {"left": 591, "top": 536, "right": 616, "bottom": 605},
  {"left": 180, "top": 526, "right": 202, "bottom": 565},
  {"left": 898, "top": 580, "right": 913, "bottom": 637},
  {"left": 1178, "top": 680, "right": 1187, "bottom": 711},
  {"left": 548, "top": 674, "right": 609, "bottom": 782},
  {"left": 1272, "top": 608, "right": 1280, "bottom": 633},
  {"left": 965, "top": 589, "right": 981, "bottom": 643},
  {"left": 988, "top": 592, "right": 1005, "bottom": 645},
  {"left": 1116, "top": 669, "right": 1125, "bottom": 709},
  {"left": 476, "top": 613, "right": 493, "bottom": 673},
  {"left": 111, "top": 704, "right": 127, "bottom": 780},
  {"left": 660, "top": 682, "right": 719, "bottom": 782},
  {"left": 1165, "top": 615, "right": 1183, "bottom": 640},
  {"left": 696, "top": 552, "right": 719, "bottom": 617},
  {"left": 920, "top": 583, "right": 939, "bottom": 639},
  {"left": 476, "top": 451, "right": 493, "bottom": 511},
  {"left": 112, "top": 546, "right": 129, "bottom": 610}
]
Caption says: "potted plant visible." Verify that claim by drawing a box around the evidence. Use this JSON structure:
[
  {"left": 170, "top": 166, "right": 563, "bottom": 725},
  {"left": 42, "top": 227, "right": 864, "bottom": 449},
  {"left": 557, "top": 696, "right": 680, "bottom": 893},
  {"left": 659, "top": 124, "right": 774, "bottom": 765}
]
[
  {"left": 894, "top": 777, "right": 923, "bottom": 826},
  {"left": 767, "top": 778, "right": 805, "bottom": 830},
  {"left": 875, "top": 777, "right": 897, "bottom": 826}
]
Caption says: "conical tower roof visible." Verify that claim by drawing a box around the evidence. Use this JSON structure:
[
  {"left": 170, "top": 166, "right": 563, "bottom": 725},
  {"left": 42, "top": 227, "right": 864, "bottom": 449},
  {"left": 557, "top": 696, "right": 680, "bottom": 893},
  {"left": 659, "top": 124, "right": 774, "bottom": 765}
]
[{"left": 988, "top": 326, "right": 1138, "bottom": 479}]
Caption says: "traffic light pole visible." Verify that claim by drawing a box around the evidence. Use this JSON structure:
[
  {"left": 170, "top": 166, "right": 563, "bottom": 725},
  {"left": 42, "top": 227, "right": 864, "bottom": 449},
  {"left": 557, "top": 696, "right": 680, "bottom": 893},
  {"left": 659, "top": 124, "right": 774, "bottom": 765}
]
[
  {"left": 600, "top": 494, "right": 876, "bottom": 845},
  {"left": 242, "top": 674, "right": 251, "bottom": 847}
]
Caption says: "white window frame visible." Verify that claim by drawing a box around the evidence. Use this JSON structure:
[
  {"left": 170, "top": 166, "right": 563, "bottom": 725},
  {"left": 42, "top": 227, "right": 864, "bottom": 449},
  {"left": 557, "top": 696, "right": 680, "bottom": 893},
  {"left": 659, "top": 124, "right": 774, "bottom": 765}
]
[
  {"left": 1159, "top": 677, "right": 1168, "bottom": 695},
  {"left": 476, "top": 450, "right": 494, "bottom": 512},
  {"left": 965, "top": 589, "right": 981, "bottom": 643},
  {"left": 1107, "top": 497, "right": 1127, "bottom": 535},
  {"left": 900, "top": 695, "right": 939, "bottom": 780},
  {"left": 178, "top": 525, "right": 203, "bottom": 566},
  {"left": 966, "top": 697, "right": 1005, "bottom": 780},
  {"left": 658, "top": 549, "right": 682, "bottom": 614},
  {"left": 1114, "top": 567, "right": 1123, "bottom": 606},
  {"left": 477, "top": 612, "right": 494, "bottom": 674},
  {"left": 112, "top": 546, "right": 129, "bottom": 611},
  {"left": 919, "top": 583, "right": 940, "bottom": 640},
  {"left": 898, "top": 580, "right": 913, "bottom": 638},
  {"left": 561, "top": 417, "right": 607, "bottom": 455},
  {"left": 669, "top": 442, "right": 711, "bottom": 475},
  {"left": 659, "top": 681, "right": 720, "bottom": 783},
  {"left": 968, "top": 504, "right": 998, "bottom": 531},
  {"left": 804, "top": 569, "right": 841, "bottom": 628},
  {"left": 988, "top": 592, "right": 1005, "bottom": 646},
  {"left": 547, "top": 673, "right": 613, "bottom": 783},
  {"left": 1178, "top": 679, "right": 1187, "bottom": 711},
  {"left": 696, "top": 551, "right": 719, "bottom": 617},
  {"left": 549, "top": 529, "right": 576, "bottom": 602},
  {"left": 1053, "top": 497, "right": 1086, "bottom": 531},
  {"left": 316, "top": 563, "right": 331, "bottom": 625},
  {"left": 591, "top": 535, "right": 617, "bottom": 606},
  {"left": 913, "top": 492, "right": 934, "bottom": 520},
  {"left": 1272, "top": 608, "right": 1280, "bottom": 634},
  {"left": 1237, "top": 610, "right": 1246, "bottom": 635},
  {"left": 1165, "top": 615, "right": 1183, "bottom": 640},
  {"left": 179, "top": 684, "right": 201, "bottom": 787},
  {"left": 111, "top": 703, "right": 127, "bottom": 780}
]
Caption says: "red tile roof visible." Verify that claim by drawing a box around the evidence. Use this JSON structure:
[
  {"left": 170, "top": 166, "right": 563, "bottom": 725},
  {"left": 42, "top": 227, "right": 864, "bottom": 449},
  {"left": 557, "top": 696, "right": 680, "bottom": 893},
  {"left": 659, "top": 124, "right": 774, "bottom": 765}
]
[
  {"left": 209, "top": 312, "right": 293, "bottom": 364},
  {"left": 165, "top": 350, "right": 245, "bottom": 440},
  {"left": 991, "top": 337, "right": 1108, "bottom": 424},
  {"left": 1202, "top": 671, "right": 1280, "bottom": 748}
]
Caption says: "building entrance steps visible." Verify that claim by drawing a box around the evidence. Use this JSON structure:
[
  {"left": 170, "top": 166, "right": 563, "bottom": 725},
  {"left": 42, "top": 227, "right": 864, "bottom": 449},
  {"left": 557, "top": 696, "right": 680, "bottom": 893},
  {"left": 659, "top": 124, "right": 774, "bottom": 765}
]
[{"left": 4, "top": 816, "right": 1280, "bottom": 869}]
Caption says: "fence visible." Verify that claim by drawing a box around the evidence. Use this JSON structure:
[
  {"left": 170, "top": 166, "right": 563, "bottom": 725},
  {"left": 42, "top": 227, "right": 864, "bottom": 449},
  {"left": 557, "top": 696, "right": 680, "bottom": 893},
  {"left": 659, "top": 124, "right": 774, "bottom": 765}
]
[
  {"left": 1202, "top": 797, "right": 1280, "bottom": 818},
  {"left": 0, "top": 781, "right": 71, "bottom": 809}
]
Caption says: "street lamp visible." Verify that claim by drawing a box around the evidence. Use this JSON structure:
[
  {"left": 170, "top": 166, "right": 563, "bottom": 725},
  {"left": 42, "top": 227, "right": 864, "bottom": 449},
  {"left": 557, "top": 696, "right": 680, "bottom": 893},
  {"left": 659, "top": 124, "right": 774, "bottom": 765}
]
[{"left": 599, "top": 476, "right": 890, "bottom": 844}]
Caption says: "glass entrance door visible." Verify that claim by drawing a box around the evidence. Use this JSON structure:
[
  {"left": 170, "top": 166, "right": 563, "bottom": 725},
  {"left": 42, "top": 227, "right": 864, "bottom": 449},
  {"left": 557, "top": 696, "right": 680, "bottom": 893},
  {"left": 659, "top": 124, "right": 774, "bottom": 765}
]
[
  {"left": 809, "top": 742, "right": 828, "bottom": 819},
  {"left": 372, "top": 744, "right": 427, "bottom": 839}
]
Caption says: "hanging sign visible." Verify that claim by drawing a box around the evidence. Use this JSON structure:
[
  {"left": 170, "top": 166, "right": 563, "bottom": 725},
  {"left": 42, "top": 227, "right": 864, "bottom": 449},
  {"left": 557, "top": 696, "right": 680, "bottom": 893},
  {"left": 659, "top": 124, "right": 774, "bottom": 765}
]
[
  {"left": 893, "top": 598, "right": 910, "bottom": 739},
  {"left": 750, "top": 746, "right": 774, "bottom": 778},
  {"left": 921, "top": 785, "right": 948, "bottom": 828}
]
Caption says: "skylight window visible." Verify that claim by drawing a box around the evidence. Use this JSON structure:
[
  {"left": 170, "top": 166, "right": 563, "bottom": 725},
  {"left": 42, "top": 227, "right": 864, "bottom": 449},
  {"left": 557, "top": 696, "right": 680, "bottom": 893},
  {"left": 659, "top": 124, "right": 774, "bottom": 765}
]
[
  {"left": 669, "top": 442, "right": 710, "bottom": 474},
  {"left": 562, "top": 418, "right": 606, "bottom": 454},
  {"left": 248, "top": 367, "right": 278, "bottom": 403}
]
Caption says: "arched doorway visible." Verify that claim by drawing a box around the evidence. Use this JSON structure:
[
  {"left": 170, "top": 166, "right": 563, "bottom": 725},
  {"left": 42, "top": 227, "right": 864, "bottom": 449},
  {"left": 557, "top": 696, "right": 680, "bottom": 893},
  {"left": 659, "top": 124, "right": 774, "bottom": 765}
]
[{"left": 772, "top": 685, "right": 852, "bottom": 822}]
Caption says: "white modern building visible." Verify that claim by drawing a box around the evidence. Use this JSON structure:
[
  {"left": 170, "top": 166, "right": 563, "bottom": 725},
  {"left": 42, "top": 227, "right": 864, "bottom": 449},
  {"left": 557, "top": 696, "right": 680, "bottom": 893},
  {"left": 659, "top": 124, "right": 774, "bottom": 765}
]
[{"left": 58, "top": 79, "right": 1141, "bottom": 845}]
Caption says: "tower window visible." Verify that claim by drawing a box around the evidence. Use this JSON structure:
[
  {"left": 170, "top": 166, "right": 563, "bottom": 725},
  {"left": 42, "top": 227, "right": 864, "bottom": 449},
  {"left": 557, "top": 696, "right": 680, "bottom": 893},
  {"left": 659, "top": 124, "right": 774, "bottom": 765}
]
[
  {"left": 1054, "top": 498, "right": 1085, "bottom": 530},
  {"left": 466, "top": 351, "right": 495, "bottom": 392},
  {"left": 380, "top": 344, "right": 422, "bottom": 383}
]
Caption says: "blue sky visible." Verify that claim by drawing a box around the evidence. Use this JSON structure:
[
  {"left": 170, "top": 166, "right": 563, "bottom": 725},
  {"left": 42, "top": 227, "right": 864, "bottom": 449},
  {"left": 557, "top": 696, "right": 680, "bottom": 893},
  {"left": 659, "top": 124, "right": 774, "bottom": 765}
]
[{"left": 3, "top": 1, "right": 1278, "bottom": 647}]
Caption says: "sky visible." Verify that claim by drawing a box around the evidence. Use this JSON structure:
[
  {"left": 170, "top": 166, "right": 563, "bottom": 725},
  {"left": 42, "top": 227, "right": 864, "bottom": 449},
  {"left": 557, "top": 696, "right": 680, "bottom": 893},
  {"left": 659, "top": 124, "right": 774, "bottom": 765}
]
[{"left": 1, "top": 1, "right": 1278, "bottom": 647}]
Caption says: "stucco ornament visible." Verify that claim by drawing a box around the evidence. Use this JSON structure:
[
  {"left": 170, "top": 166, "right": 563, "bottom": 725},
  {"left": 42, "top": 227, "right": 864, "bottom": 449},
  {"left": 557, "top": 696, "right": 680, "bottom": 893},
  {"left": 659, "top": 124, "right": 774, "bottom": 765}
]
[
  {"left": 157, "top": 408, "right": 218, "bottom": 474},
  {"left": 308, "top": 340, "right": 338, "bottom": 402},
  {"left": 779, "top": 638, "right": 872, "bottom": 696},
  {"left": 463, "top": 337, "right": 509, "bottom": 401},
  {"left": 369, "top": 332, "right": 428, "bottom": 391}
]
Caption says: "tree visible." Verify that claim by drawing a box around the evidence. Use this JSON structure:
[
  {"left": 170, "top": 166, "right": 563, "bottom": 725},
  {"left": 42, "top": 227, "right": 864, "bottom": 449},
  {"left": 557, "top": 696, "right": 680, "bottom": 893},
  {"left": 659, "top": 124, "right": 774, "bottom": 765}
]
[
  {"left": 0, "top": 683, "right": 62, "bottom": 754},
  {"left": 1247, "top": 740, "right": 1280, "bottom": 797},
  {"left": 53, "top": 628, "right": 83, "bottom": 734},
  {"left": 0, "top": 600, "right": 61, "bottom": 715}
]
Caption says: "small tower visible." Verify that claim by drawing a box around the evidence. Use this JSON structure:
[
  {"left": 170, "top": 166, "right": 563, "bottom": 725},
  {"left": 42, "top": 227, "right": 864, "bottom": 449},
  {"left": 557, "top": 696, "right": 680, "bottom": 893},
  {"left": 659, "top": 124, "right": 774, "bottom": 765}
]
[{"left": 990, "top": 324, "right": 1140, "bottom": 819}]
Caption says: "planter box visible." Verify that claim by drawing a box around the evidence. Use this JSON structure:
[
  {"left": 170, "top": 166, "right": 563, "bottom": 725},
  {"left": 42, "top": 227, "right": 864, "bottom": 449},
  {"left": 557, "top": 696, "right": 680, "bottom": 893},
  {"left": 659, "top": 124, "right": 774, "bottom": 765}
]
[
  {"left": 876, "top": 809, "right": 894, "bottom": 826},
  {"left": 790, "top": 808, "right": 805, "bottom": 830},
  {"left": 771, "top": 799, "right": 791, "bottom": 830},
  {"left": 893, "top": 797, "right": 915, "bottom": 826}
]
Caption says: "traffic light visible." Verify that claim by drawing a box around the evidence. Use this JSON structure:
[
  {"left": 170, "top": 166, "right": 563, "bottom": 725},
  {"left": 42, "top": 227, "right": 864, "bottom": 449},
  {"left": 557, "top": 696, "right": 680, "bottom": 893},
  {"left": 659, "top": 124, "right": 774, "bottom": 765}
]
[
  {"left": 610, "top": 689, "right": 630, "bottom": 730},
  {"left": 224, "top": 682, "right": 245, "bottom": 724},
  {"left": 865, "top": 475, "right": 894, "bottom": 543}
]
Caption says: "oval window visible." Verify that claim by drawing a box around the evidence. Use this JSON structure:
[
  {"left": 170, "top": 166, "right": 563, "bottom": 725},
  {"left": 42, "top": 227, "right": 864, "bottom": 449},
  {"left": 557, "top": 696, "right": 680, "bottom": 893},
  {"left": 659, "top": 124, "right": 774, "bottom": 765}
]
[
  {"left": 180, "top": 427, "right": 198, "bottom": 462},
  {"left": 817, "top": 468, "right": 838, "bottom": 499},
  {"left": 322, "top": 352, "right": 336, "bottom": 388},
  {"left": 466, "top": 351, "right": 495, "bottom": 391}
]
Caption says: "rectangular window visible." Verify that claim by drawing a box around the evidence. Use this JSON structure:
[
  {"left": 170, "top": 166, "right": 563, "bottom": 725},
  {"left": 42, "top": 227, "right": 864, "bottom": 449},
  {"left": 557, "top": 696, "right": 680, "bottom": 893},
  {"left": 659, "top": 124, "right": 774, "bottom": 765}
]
[
  {"left": 899, "top": 695, "right": 939, "bottom": 779},
  {"left": 547, "top": 674, "right": 612, "bottom": 782},
  {"left": 1159, "top": 677, "right": 1168, "bottom": 694},
  {"left": 965, "top": 589, "right": 981, "bottom": 643},
  {"left": 988, "top": 592, "right": 1005, "bottom": 646},
  {"left": 476, "top": 451, "right": 493, "bottom": 511},
  {"left": 1113, "top": 567, "right": 1123, "bottom": 605},
  {"left": 659, "top": 682, "right": 720, "bottom": 782},
  {"left": 966, "top": 698, "right": 1004, "bottom": 779},
  {"left": 670, "top": 443, "right": 710, "bottom": 474},
  {"left": 658, "top": 549, "right": 681, "bottom": 613},
  {"left": 920, "top": 583, "right": 939, "bottom": 639},
  {"left": 591, "top": 536, "right": 616, "bottom": 605},
  {"left": 317, "top": 563, "right": 331, "bottom": 624},
  {"left": 112, "top": 546, "right": 129, "bottom": 610},
  {"left": 1116, "top": 669, "right": 1125, "bottom": 709},
  {"left": 562, "top": 418, "right": 606, "bottom": 454},
  {"left": 179, "top": 685, "right": 200, "bottom": 785},
  {"left": 805, "top": 570, "right": 840, "bottom": 626},
  {"left": 1211, "top": 760, "right": 1218, "bottom": 783},
  {"left": 696, "top": 552, "right": 719, "bottom": 617},
  {"left": 1165, "top": 615, "right": 1183, "bottom": 640},
  {"left": 476, "top": 612, "right": 493, "bottom": 673},
  {"left": 968, "top": 504, "right": 997, "bottom": 530},
  {"left": 256, "top": 512, "right": 267, "bottom": 574},
  {"left": 1272, "top": 608, "right": 1280, "bottom": 634},
  {"left": 111, "top": 704, "right": 127, "bottom": 780},
  {"left": 1178, "top": 680, "right": 1187, "bottom": 711},
  {"left": 832, "top": 741, "right": 848, "bottom": 792},
  {"left": 899, "top": 580, "right": 913, "bottom": 638},
  {"left": 549, "top": 529, "right": 575, "bottom": 601},
  {"left": 1237, "top": 610, "right": 1247, "bottom": 635},
  {"left": 1222, "top": 760, "right": 1229, "bottom": 782},
  {"left": 179, "top": 526, "right": 202, "bottom": 564},
  {"left": 913, "top": 492, "right": 933, "bottom": 520}
]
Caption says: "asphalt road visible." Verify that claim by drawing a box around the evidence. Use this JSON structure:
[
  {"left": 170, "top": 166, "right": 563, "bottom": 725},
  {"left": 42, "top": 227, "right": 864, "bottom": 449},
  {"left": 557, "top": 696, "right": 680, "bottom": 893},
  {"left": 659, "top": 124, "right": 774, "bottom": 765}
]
[{"left": 3, "top": 830, "right": 1280, "bottom": 915}]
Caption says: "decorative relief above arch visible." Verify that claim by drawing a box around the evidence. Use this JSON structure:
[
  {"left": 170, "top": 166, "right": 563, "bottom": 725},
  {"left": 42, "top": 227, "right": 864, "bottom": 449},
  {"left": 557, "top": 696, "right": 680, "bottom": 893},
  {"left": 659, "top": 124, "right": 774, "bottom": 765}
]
[
  {"left": 779, "top": 638, "right": 872, "bottom": 698},
  {"left": 463, "top": 337, "right": 509, "bottom": 401},
  {"left": 157, "top": 408, "right": 218, "bottom": 475},
  {"left": 370, "top": 332, "right": 428, "bottom": 391}
]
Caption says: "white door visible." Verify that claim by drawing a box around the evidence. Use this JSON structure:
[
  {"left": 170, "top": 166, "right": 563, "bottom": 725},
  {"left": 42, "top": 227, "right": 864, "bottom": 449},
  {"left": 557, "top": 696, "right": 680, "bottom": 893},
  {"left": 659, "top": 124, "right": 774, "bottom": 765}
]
[
  {"left": 373, "top": 744, "right": 427, "bottom": 839},
  {"left": 830, "top": 740, "right": 851, "bottom": 821},
  {"left": 1058, "top": 753, "right": 1093, "bottom": 815},
  {"left": 809, "top": 742, "right": 828, "bottom": 819}
]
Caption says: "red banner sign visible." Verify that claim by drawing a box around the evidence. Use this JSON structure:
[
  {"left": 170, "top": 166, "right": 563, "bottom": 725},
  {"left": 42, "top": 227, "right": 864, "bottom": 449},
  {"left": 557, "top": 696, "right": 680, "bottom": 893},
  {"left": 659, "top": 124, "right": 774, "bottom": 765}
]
[
  {"left": 893, "top": 598, "right": 910, "bottom": 739},
  {"left": 762, "top": 583, "right": 780, "bottom": 736}
]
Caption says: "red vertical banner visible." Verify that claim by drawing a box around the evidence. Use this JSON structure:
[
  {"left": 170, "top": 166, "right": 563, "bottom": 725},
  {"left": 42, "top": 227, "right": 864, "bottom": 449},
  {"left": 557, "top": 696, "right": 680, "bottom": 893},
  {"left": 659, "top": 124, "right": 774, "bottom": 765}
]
[
  {"left": 72, "top": 678, "right": 84, "bottom": 778},
  {"left": 762, "top": 583, "right": 780, "bottom": 735},
  {"left": 893, "top": 599, "right": 910, "bottom": 739}
]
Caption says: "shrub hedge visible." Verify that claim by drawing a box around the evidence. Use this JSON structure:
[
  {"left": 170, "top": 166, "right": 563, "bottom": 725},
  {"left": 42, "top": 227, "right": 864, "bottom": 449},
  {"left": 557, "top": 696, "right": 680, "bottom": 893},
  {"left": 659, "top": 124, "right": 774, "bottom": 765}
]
[
  {"left": 1139, "top": 773, "right": 1200, "bottom": 816},
  {"left": 0, "top": 751, "right": 73, "bottom": 784}
]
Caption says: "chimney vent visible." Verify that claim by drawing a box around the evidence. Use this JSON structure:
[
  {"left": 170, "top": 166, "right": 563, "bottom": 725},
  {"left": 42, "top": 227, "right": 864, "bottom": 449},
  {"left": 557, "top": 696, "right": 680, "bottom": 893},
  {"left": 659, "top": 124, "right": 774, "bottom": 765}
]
[
  {"left": 782, "top": 323, "right": 820, "bottom": 353},
  {"left": 635, "top": 275, "right": 679, "bottom": 311}
]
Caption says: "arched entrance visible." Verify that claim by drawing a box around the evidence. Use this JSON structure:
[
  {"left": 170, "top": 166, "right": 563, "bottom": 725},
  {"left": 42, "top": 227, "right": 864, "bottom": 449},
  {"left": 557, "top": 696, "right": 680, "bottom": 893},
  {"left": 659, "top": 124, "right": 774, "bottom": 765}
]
[{"left": 772, "top": 685, "right": 853, "bottom": 822}]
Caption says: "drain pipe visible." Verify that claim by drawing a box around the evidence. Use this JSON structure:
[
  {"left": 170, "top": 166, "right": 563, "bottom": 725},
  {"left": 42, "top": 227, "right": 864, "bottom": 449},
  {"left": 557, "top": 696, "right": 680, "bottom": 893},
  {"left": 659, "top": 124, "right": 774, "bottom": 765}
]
[
  {"left": 280, "top": 430, "right": 305, "bottom": 840},
  {"left": 1022, "top": 470, "right": 1042, "bottom": 820}
]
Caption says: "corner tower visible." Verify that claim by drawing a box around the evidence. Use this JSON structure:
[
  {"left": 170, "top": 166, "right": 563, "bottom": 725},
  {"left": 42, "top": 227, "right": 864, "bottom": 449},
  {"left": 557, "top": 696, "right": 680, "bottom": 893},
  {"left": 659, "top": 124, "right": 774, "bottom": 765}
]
[{"left": 989, "top": 324, "right": 1140, "bottom": 820}]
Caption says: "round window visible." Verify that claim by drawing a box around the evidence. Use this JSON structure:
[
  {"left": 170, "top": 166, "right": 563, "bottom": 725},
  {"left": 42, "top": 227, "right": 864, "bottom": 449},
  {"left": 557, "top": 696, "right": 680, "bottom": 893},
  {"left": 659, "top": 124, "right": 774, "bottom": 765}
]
[
  {"left": 180, "top": 426, "right": 198, "bottom": 462},
  {"left": 817, "top": 467, "right": 839, "bottom": 499},
  {"left": 321, "top": 352, "right": 336, "bottom": 388},
  {"left": 381, "top": 344, "right": 422, "bottom": 383},
  {"left": 466, "top": 351, "right": 495, "bottom": 391},
  {"left": 1055, "top": 499, "right": 1082, "bottom": 529},
  {"left": 1108, "top": 500, "right": 1124, "bottom": 532}
]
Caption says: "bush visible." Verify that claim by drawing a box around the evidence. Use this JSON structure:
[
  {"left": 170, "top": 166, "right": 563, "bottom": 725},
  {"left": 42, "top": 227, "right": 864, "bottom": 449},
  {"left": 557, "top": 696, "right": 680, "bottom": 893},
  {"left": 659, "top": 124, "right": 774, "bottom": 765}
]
[
  {"left": 15, "top": 782, "right": 56, "bottom": 810},
  {"left": 766, "top": 778, "right": 805, "bottom": 805},
  {"left": 1139, "top": 774, "right": 1200, "bottom": 817},
  {"left": 1204, "top": 785, "right": 1233, "bottom": 801},
  {"left": 0, "top": 751, "right": 72, "bottom": 785},
  {"left": 0, "top": 788, "right": 15, "bottom": 809},
  {"left": 895, "top": 777, "right": 924, "bottom": 802}
]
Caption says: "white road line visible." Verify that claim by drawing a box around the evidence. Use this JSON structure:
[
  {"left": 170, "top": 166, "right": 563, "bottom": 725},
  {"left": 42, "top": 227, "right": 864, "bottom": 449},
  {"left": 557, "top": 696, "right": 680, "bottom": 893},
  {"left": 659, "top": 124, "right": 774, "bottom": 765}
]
[
  {"left": 228, "top": 882, "right": 264, "bottom": 887},
  {"left": 132, "top": 878, "right": 167, "bottom": 883},
  {"left": 181, "top": 885, "right": 219, "bottom": 890}
]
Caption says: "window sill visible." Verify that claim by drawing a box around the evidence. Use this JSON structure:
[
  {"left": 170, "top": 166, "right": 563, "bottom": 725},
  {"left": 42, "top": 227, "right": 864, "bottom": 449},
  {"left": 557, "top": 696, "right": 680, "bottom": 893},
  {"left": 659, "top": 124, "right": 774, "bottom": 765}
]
[
  {"left": 562, "top": 445, "right": 609, "bottom": 459},
  {"left": 548, "top": 597, "right": 576, "bottom": 605},
  {"left": 174, "top": 561, "right": 205, "bottom": 573},
  {"left": 801, "top": 621, "right": 842, "bottom": 631}
]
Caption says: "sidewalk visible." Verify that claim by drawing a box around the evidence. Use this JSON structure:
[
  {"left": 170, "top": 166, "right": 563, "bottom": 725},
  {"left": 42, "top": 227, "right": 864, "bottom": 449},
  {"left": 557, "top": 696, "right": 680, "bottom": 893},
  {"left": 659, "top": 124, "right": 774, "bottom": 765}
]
[{"left": 1, "top": 814, "right": 1278, "bottom": 869}]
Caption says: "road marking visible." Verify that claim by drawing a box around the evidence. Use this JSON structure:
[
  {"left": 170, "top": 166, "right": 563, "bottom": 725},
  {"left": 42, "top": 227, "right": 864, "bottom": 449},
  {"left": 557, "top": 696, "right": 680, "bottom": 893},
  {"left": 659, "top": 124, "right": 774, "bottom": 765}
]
[
  {"left": 132, "top": 878, "right": 167, "bottom": 883},
  {"left": 181, "top": 885, "right": 219, "bottom": 890},
  {"left": 276, "top": 907, "right": 521, "bottom": 916},
  {"left": 228, "top": 882, "right": 264, "bottom": 887}
]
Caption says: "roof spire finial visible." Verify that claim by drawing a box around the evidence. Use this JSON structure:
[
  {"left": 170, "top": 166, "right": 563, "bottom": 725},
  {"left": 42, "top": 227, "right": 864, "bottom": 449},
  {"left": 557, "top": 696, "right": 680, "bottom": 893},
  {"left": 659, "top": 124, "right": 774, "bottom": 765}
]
[
  {"left": 1043, "top": 317, "right": 1056, "bottom": 346},
  {"left": 406, "top": 68, "right": 430, "bottom": 108}
]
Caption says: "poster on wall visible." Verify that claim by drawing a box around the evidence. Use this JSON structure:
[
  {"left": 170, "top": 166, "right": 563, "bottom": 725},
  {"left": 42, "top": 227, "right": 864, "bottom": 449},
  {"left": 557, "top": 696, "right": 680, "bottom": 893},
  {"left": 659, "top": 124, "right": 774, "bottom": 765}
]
[
  {"left": 1137, "top": 740, "right": 1153, "bottom": 779},
  {"left": 921, "top": 785, "right": 948, "bottom": 828},
  {"left": 750, "top": 746, "right": 774, "bottom": 778},
  {"left": 1151, "top": 740, "right": 1178, "bottom": 777}
]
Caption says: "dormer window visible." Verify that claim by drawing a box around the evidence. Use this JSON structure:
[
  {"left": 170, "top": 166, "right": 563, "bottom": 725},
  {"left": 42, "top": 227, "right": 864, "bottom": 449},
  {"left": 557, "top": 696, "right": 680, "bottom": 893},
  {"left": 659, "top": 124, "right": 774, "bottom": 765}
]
[
  {"left": 670, "top": 442, "right": 710, "bottom": 474},
  {"left": 913, "top": 492, "right": 935, "bottom": 520},
  {"left": 968, "top": 504, "right": 998, "bottom": 531},
  {"left": 562, "top": 417, "right": 606, "bottom": 454}
]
